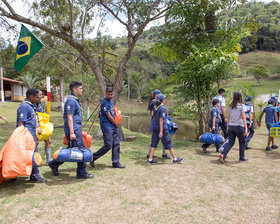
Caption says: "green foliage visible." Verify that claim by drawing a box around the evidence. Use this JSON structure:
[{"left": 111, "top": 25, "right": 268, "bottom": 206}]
[
  {"left": 18, "top": 72, "right": 39, "bottom": 88},
  {"left": 246, "top": 65, "right": 269, "bottom": 86},
  {"left": 225, "top": 83, "right": 256, "bottom": 101}
]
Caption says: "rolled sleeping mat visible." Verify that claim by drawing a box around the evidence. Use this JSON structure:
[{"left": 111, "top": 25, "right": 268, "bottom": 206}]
[
  {"left": 199, "top": 132, "right": 225, "bottom": 145},
  {"left": 273, "top": 122, "right": 280, "bottom": 127},
  {"left": 32, "top": 152, "right": 43, "bottom": 166},
  {"left": 53, "top": 147, "right": 93, "bottom": 163}
]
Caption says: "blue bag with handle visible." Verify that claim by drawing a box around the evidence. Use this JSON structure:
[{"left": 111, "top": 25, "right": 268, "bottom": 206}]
[
  {"left": 167, "top": 116, "right": 178, "bottom": 134},
  {"left": 199, "top": 132, "right": 225, "bottom": 145}
]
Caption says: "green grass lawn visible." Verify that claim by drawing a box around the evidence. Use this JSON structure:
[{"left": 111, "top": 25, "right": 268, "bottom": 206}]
[
  {"left": 239, "top": 50, "right": 280, "bottom": 76},
  {"left": 1, "top": 101, "right": 280, "bottom": 223}
]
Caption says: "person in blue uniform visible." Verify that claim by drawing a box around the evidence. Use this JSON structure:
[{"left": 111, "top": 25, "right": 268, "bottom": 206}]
[
  {"left": 259, "top": 99, "right": 279, "bottom": 151},
  {"left": 244, "top": 95, "right": 254, "bottom": 150},
  {"left": 147, "top": 94, "right": 183, "bottom": 164},
  {"left": 90, "top": 86, "right": 125, "bottom": 168},
  {"left": 49, "top": 81, "right": 93, "bottom": 179},
  {"left": 147, "top": 89, "right": 171, "bottom": 159},
  {"left": 202, "top": 99, "right": 220, "bottom": 153},
  {"left": 17, "top": 89, "right": 47, "bottom": 183},
  {"left": 212, "top": 88, "right": 228, "bottom": 138},
  {"left": 34, "top": 89, "right": 52, "bottom": 164}
]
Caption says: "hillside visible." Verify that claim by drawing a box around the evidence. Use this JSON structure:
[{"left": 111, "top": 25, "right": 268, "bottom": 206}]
[{"left": 238, "top": 50, "right": 280, "bottom": 76}]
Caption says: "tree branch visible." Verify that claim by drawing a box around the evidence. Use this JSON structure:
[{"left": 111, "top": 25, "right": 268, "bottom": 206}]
[
  {"left": 53, "top": 0, "right": 65, "bottom": 33},
  {"left": 67, "top": 0, "right": 73, "bottom": 38}
]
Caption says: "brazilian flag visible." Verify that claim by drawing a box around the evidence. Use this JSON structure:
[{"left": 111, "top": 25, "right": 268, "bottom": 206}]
[{"left": 14, "top": 25, "right": 44, "bottom": 72}]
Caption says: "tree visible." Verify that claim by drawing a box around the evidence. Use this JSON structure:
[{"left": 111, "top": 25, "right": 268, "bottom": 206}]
[
  {"left": 0, "top": 0, "right": 173, "bottom": 103},
  {"left": 19, "top": 72, "right": 39, "bottom": 88},
  {"left": 247, "top": 65, "right": 269, "bottom": 86},
  {"left": 153, "top": 0, "right": 256, "bottom": 135}
]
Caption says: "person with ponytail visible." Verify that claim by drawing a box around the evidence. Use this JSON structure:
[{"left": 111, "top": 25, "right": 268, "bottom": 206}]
[
  {"left": 147, "top": 90, "right": 171, "bottom": 159},
  {"left": 219, "top": 92, "right": 248, "bottom": 163},
  {"left": 147, "top": 94, "right": 183, "bottom": 164}
]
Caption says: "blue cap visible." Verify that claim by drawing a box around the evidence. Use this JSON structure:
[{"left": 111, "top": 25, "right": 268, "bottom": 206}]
[
  {"left": 157, "top": 94, "right": 166, "bottom": 101},
  {"left": 245, "top": 95, "right": 252, "bottom": 102},
  {"left": 153, "top": 89, "right": 161, "bottom": 95},
  {"left": 268, "top": 99, "right": 273, "bottom": 104},
  {"left": 271, "top": 96, "right": 276, "bottom": 99}
]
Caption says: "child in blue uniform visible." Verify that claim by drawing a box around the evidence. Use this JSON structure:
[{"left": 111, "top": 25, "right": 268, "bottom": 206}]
[
  {"left": 259, "top": 99, "right": 279, "bottom": 151},
  {"left": 34, "top": 89, "right": 52, "bottom": 164},
  {"left": 147, "top": 89, "right": 171, "bottom": 159},
  {"left": 49, "top": 81, "right": 93, "bottom": 179},
  {"left": 17, "top": 89, "right": 47, "bottom": 183},
  {"left": 90, "top": 86, "right": 125, "bottom": 168},
  {"left": 244, "top": 95, "right": 254, "bottom": 149},
  {"left": 202, "top": 99, "right": 220, "bottom": 153},
  {"left": 147, "top": 94, "right": 183, "bottom": 164}
]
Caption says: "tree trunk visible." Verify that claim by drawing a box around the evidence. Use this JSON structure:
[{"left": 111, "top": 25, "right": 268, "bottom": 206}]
[
  {"left": 60, "top": 76, "right": 65, "bottom": 113},
  {"left": 127, "top": 70, "right": 130, "bottom": 102}
]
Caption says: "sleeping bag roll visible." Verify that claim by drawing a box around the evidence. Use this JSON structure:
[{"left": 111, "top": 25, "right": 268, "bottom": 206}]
[
  {"left": 32, "top": 152, "right": 42, "bottom": 166},
  {"left": 199, "top": 132, "right": 225, "bottom": 145},
  {"left": 53, "top": 147, "right": 93, "bottom": 163}
]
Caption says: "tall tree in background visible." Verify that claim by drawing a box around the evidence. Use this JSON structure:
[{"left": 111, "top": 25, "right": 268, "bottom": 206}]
[
  {"left": 154, "top": 0, "right": 256, "bottom": 135},
  {"left": 0, "top": 0, "right": 173, "bottom": 102}
]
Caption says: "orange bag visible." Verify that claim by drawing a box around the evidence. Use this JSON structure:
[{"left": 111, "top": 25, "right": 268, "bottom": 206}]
[
  {"left": 114, "top": 106, "right": 122, "bottom": 124},
  {"left": 63, "top": 132, "right": 92, "bottom": 148},
  {"left": 0, "top": 126, "right": 36, "bottom": 181}
]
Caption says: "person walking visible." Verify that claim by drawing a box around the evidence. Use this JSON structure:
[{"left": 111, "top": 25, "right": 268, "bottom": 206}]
[
  {"left": 212, "top": 88, "right": 228, "bottom": 138},
  {"left": 258, "top": 99, "right": 279, "bottom": 151},
  {"left": 244, "top": 95, "right": 255, "bottom": 150},
  {"left": 49, "top": 81, "right": 94, "bottom": 179},
  {"left": 147, "top": 94, "right": 183, "bottom": 164},
  {"left": 90, "top": 86, "right": 125, "bottom": 168},
  {"left": 219, "top": 92, "right": 248, "bottom": 163},
  {"left": 147, "top": 89, "right": 171, "bottom": 159},
  {"left": 17, "top": 89, "right": 47, "bottom": 183}
]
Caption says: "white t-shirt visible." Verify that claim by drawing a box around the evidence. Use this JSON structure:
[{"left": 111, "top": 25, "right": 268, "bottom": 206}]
[
  {"left": 228, "top": 103, "right": 246, "bottom": 127},
  {"left": 212, "top": 94, "right": 226, "bottom": 114}
]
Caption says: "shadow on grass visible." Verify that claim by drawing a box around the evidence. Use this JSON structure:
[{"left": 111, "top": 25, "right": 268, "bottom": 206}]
[
  {"left": 0, "top": 177, "right": 35, "bottom": 198},
  {"left": 265, "top": 150, "right": 280, "bottom": 160},
  {"left": 194, "top": 148, "right": 220, "bottom": 158},
  {"left": 210, "top": 159, "right": 240, "bottom": 166}
]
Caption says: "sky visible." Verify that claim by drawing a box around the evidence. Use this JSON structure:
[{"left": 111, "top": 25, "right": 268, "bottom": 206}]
[{"left": 0, "top": 0, "right": 279, "bottom": 45}]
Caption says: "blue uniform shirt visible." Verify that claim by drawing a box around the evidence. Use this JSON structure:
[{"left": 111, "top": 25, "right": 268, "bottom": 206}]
[
  {"left": 99, "top": 97, "right": 115, "bottom": 130},
  {"left": 154, "top": 105, "right": 168, "bottom": 130},
  {"left": 34, "top": 103, "right": 43, "bottom": 113},
  {"left": 17, "top": 99, "right": 37, "bottom": 136},
  {"left": 263, "top": 104, "right": 277, "bottom": 124},
  {"left": 209, "top": 107, "right": 220, "bottom": 127},
  {"left": 150, "top": 99, "right": 156, "bottom": 114},
  {"left": 63, "top": 93, "right": 82, "bottom": 133}
]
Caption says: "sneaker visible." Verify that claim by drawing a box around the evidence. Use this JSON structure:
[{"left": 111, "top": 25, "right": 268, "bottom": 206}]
[
  {"left": 77, "top": 173, "right": 94, "bottom": 179},
  {"left": 162, "top": 154, "right": 172, "bottom": 159},
  {"left": 271, "top": 145, "right": 279, "bottom": 149},
  {"left": 48, "top": 162, "right": 59, "bottom": 176},
  {"left": 30, "top": 177, "right": 47, "bottom": 183},
  {"left": 112, "top": 164, "right": 126, "bottom": 168},
  {"left": 173, "top": 157, "right": 183, "bottom": 163},
  {"left": 147, "top": 159, "right": 158, "bottom": 164},
  {"left": 219, "top": 154, "right": 225, "bottom": 164},
  {"left": 202, "top": 144, "right": 207, "bottom": 153},
  {"left": 266, "top": 147, "right": 273, "bottom": 151},
  {"left": 239, "top": 158, "right": 248, "bottom": 162}
]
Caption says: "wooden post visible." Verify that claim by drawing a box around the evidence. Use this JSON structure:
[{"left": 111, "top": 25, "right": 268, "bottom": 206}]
[{"left": 0, "top": 43, "right": 4, "bottom": 102}]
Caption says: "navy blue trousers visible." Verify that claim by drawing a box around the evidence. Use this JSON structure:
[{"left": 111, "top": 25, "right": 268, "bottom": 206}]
[
  {"left": 222, "top": 125, "right": 246, "bottom": 160},
  {"left": 245, "top": 123, "right": 254, "bottom": 145},
  {"left": 49, "top": 128, "right": 87, "bottom": 176},
  {"left": 92, "top": 128, "right": 120, "bottom": 165},
  {"left": 220, "top": 114, "right": 228, "bottom": 138},
  {"left": 30, "top": 135, "right": 41, "bottom": 181}
]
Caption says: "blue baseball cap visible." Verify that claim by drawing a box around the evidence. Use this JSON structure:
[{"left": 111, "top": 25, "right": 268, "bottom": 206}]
[
  {"left": 245, "top": 95, "right": 252, "bottom": 102},
  {"left": 268, "top": 99, "right": 274, "bottom": 104},
  {"left": 153, "top": 89, "right": 161, "bottom": 95},
  {"left": 271, "top": 96, "right": 276, "bottom": 100},
  {"left": 157, "top": 94, "right": 166, "bottom": 101}
]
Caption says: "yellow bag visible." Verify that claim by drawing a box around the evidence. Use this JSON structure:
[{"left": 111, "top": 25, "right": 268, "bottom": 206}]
[{"left": 37, "top": 112, "right": 53, "bottom": 141}]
